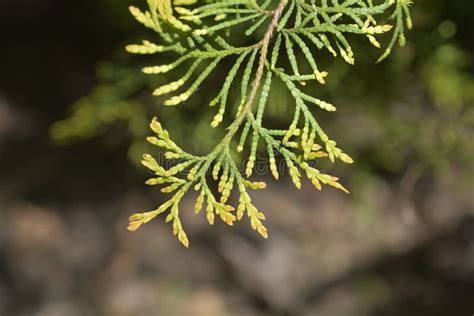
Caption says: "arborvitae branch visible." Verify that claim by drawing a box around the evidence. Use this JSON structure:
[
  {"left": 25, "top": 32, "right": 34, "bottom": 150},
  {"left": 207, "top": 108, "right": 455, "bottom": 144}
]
[{"left": 126, "top": 0, "right": 413, "bottom": 247}]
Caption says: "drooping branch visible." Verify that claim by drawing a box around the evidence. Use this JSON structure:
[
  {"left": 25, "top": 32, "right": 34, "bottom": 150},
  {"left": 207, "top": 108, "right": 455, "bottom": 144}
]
[{"left": 125, "top": 0, "right": 413, "bottom": 247}]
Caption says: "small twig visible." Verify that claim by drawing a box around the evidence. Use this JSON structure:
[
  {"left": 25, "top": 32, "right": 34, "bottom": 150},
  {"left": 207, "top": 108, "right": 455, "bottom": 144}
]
[{"left": 223, "top": 0, "right": 289, "bottom": 146}]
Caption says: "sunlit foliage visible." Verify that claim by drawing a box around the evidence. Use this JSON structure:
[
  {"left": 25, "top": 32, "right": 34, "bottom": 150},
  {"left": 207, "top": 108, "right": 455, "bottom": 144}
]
[{"left": 124, "top": 0, "right": 412, "bottom": 247}]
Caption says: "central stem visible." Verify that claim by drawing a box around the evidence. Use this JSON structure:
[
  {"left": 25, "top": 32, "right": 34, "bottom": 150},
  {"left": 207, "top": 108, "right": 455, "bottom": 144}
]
[{"left": 222, "top": 0, "right": 288, "bottom": 146}]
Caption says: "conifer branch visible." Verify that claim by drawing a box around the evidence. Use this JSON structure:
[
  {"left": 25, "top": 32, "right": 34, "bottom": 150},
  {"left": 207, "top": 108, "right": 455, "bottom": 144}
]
[{"left": 126, "top": 0, "right": 413, "bottom": 247}]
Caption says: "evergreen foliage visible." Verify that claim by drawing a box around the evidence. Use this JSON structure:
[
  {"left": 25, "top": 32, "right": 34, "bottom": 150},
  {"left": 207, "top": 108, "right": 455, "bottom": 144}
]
[{"left": 126, "top": 0, "right": 412, "bottom": 247}]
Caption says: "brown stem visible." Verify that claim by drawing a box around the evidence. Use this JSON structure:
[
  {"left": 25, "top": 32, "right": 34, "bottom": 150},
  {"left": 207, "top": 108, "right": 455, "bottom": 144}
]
[{"left": 222, "top": 0, "right": 288, "bottom": 146}]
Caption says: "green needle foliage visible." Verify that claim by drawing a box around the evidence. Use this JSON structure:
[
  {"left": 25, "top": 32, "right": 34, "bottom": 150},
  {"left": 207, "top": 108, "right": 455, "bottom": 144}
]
[{"left": 126, "top": 0, "right": 413, "bottom": 247}]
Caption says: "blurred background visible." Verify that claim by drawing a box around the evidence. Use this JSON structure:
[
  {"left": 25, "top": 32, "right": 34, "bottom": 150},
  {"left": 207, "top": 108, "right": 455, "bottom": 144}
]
[{"left": 0, "top": 0, "right": 473, "bottom": 315}]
